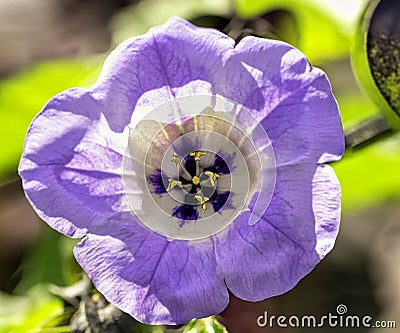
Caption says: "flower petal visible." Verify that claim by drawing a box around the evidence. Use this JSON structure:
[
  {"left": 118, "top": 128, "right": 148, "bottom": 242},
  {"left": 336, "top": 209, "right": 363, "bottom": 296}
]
[
  {"left": 92, "top": 17, "right": 235, "bottom": 132},
  {"left": 18, "top": 88, "right": 129, "bottom": 238},
  {"left": 18, "top": 17, "right": 345, "bottom": 325},
  {"left": 217, "top": 37, "right": 344, "bottom": 165},
  {"left": 260, "top": 71, "right": 344, "bottom": 165},
  {"left": 73, "top": 213, "right": 229, "bottom": 325},
  {"left": 217, "top": 164, "right": 340, "bottom": 300}
]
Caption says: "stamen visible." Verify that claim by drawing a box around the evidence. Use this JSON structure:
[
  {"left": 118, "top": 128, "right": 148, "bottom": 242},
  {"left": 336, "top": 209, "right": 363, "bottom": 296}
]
[
  {"left": 196, "top": 159, "right": 199, "bottom": 176},
  {"left": 167, "top": 179, "right": 182, "bottom": 192},
  {"left": 204, "top": 171, "right": 220, "bottom": 187},
  {"left": 163, "top": 149, "right": 225, "bottom": 213},
  {"left": 190, "top": 151, "right": 206, "bottom": 161},
  {"left": 171, "top": 152, "right": 181, "bottom": 166},
  {"left": 194, "top": 195, "right": 209, "bottom": 210}
]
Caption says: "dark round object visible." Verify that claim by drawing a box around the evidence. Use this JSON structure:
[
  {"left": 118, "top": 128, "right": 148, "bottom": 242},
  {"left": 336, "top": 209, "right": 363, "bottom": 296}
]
[{"left": 352, "top": 0, "right": 400, "bottom": 129}]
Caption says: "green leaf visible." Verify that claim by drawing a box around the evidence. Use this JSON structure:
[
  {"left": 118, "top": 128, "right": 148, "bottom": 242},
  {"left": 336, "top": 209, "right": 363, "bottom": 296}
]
[
  {"left": 0, "top": 58, "right": 102, "bottom": 181},
  {"left": 0, "top": 285, "right": 64, "bottom": 333},
  {"left": 334, "top": 133, "right": 400, "bottom": 211},
  {"left": 30, "top": 327, "right": 71, "bottom": 333},
  {"left": 183, "top": 317, "right": 227, "bottom": 333},
  {"left": 135, "top": 323, "right": 165, "bottom": 333}
]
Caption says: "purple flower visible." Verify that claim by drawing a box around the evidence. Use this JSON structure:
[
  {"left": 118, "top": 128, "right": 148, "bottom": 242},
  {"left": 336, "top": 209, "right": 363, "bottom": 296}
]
[{"left": 19, "top": 17, "right": 344, "bottom": 325}]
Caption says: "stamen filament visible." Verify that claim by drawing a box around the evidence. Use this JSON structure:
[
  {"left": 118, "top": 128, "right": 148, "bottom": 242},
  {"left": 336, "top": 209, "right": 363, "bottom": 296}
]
[{"left": 179, "top": 164, "right": 193, "bottom": 181}]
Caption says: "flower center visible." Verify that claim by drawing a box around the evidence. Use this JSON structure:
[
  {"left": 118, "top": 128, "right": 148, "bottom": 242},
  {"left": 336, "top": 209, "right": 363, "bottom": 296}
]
[
  {"left": 122, "top": 95, "right": 277, "bottom": 240},
  {"left": 165, "top": 150, "right": 222, "bottom": 211}
]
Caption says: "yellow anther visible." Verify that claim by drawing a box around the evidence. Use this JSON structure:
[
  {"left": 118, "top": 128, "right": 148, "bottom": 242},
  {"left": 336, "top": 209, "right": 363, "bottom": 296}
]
[
  {"left": 166, "top": 179, "right": 182, "bottom": 192},
  {"left": 192, "top": 176, "right": 200, "bottom": 185},
  {"left": 189, "top": 151, "right": 206, "bottom": 161},
  {"left": 204, "top": 171, "right": 220, "bottom": 187},
  {"left": 91, "top": 293, "right": 101, "bottom": 303},
  {"left": 171, "top": 152, "right": 181, "bottom": 166},
  {"left": 194, "top": 195, "right": 209, "bottom": 211}
]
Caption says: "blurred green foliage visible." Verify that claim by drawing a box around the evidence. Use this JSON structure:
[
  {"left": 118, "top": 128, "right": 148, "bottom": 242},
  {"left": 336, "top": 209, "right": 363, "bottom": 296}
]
[
  {"left": 0, "top": 0, "right": 399, "bottom": 332},
  {"left": 15, "top": 229, "right": 80, "bottom": 292},
  {"left": 233, "top": 0, "right": 350, "bottom": 64},
  {"left": 183, "top": 317, "right": 227, "bottom": 333},
  {"left": 0, "top": 285, "right": 64, "bottom": 333},
  {"left": 111, "top": 0, "right": 229, "bottom": 43},
  {"left": 0, "top": 229, "right": 80, "bottom": 333},
  {"left": 0, "top": 58, "right": 102, "bottom": 182}
]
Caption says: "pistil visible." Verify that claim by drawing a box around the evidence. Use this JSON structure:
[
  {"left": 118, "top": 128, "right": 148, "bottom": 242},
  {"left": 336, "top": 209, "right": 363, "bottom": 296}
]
[
  {"left": 166, "top": 151, "right": 220, "bottom": 211},
  {"left": 192, "top": 175, "right": 200, "bottom": 185}
]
